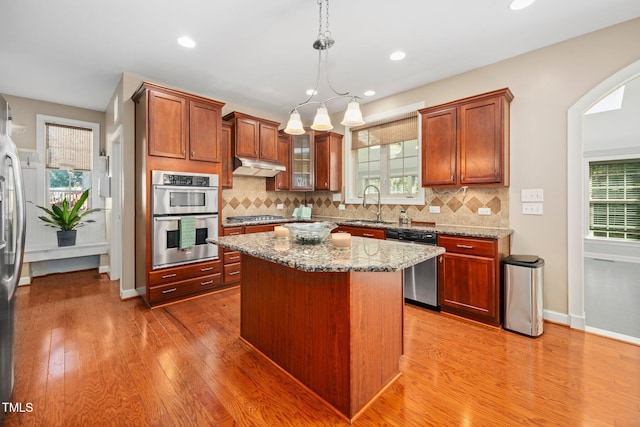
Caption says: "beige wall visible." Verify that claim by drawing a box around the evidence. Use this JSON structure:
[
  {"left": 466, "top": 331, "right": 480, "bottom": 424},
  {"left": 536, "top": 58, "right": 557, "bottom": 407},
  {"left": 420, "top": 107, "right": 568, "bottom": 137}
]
[{"left": 346, "top": 18, "right": 640, "bottom": 314}]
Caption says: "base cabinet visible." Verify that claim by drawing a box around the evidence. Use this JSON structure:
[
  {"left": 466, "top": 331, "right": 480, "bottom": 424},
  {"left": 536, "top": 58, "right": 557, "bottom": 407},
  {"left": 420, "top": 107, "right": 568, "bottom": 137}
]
[
  {"left": 437, "top": 234, "right": 510, "bottom": 326},
  {"left": 333, "top": 226, "right": 386, "bottom": 240},
  {"left": 147, "top": 260, "right": 222, "bottom": 305}
]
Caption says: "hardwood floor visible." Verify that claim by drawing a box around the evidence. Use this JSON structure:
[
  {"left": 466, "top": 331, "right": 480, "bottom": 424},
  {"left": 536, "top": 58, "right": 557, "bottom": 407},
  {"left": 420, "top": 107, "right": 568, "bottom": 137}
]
[{"left": 5, "top": 270, "right": 640, "bottom": 426}]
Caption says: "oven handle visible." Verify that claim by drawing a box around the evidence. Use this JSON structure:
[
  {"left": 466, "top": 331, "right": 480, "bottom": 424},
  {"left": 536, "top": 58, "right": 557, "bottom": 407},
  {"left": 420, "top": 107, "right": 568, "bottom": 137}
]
[
  {"left": 154, "top": 215, "right": 218, "bottom": 221},
  {"left": 154, "top": 185, "right": 218, "bottom": 191}
]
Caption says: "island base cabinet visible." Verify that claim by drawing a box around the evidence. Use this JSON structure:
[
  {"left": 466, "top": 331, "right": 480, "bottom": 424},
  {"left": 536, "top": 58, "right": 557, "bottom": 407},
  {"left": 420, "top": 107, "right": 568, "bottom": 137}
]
[{"left": 240, "top": 255, "right": 403, "bottom": 421}]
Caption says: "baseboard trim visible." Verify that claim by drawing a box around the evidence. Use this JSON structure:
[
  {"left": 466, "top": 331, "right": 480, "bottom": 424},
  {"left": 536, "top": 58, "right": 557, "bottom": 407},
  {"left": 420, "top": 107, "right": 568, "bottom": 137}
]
[
  {"left": 585, "top": 326, "right": 640, "bottom": 346},
  {"left": 18, "top": 277, "right": 31, "bottom": 286},
  {"left": 120, "top": 287, "right": 143, "bottom": 300},
  {"left": 99, "top": 265, "right": 110, "bottom": 274},
  {"left": 543, "top": 309, "right": 570, "bottom": 326}
]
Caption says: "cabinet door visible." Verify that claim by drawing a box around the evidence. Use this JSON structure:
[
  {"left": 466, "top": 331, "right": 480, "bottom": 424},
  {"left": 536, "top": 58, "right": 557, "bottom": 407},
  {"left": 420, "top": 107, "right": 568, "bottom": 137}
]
[
  {"left": 439, "top": 252, "right": 497, "bottom": 321},
  {"left": 266, "top": 133, "right": 290, "bottom": 191},
  {"left": 189, "top": 100, "right": 221, "bottom": 163},
  {"left": 421, "top": 107, "right": 457, "bottom": 186},
  {"left": 458, "top": 97, "right": 503, "bottom": 185},
  {"left": 258, "top": 122, "right": 278, "bottom": 161},
  {"left": 221, "top": 122, "right": 233, "bottom": 188},
  {"left": 315, "top": 133, "right": 329, "bottom": 190},
  {"left": 235, "top": 117, "right": 259, "bottom": 158},
  {"left": 148, "top": 90, "right": 187, "bottom": 159},
  {"left": 291, "top": 130, "right": 314, "bottom": 191}
]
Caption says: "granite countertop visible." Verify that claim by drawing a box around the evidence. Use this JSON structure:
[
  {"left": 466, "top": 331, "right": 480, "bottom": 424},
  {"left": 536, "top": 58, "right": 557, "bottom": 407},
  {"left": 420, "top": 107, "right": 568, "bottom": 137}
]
[
  {"left": 208, "top": 233, "right": 445, "bottom": 273},
  {"left": 221, "top": 216, "right": 513, "bottom": 239}
]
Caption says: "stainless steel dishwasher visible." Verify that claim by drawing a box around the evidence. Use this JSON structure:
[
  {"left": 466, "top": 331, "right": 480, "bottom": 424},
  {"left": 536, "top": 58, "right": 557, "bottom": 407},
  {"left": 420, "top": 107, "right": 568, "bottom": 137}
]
[{"left": 385, "top": 229, "right": 439, "bottom": 311}]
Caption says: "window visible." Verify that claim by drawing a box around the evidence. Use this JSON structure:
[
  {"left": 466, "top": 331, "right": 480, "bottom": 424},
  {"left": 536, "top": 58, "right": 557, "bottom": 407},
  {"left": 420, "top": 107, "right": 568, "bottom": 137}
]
[
  {"left": 345, "top": 105, "right": 424, "bottom": 205},
  {"left": 36, "top": 115, "right": 100, "bottom": 212},
  {"left": 589, "top": 159, "right": 640, "bottom": 241}
]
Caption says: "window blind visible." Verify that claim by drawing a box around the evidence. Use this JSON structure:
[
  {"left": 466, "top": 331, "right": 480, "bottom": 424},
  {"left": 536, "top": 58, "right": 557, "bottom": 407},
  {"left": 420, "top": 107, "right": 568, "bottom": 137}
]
[
  {"left": 589, "top": 159, "right": 640, "bottom": 240},
  {"left": 351, "top": 112, "right": 418, "bottom": 150},
  {"left": 45, "top": 122, "right": 93, "bottom": 171}
]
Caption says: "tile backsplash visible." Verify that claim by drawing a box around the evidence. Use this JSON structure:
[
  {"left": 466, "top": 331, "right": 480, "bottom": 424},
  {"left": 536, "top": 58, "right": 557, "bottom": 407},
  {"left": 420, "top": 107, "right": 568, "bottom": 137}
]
[{"left": 222, "top": 176, "right": 509, "bottom": 228}]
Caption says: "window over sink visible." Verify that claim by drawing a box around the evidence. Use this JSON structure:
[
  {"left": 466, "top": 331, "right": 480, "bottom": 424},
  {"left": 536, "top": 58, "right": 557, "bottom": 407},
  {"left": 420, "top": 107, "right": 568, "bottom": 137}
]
[{"left": 344, "top": 103, "right": 425, "bottom": 205}]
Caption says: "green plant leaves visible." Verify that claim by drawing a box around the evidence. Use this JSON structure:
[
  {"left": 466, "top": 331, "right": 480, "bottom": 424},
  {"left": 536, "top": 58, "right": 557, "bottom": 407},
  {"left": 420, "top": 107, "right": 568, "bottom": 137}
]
[{"left": 34, "top": 189, "right": 100, "bottom": 231}]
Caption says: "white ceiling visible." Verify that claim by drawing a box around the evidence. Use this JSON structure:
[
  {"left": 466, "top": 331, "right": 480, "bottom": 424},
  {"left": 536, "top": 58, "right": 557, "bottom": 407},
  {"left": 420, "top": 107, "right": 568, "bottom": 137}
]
[{"left": 1, "top": 0, "right": 639, "bottom": 122}]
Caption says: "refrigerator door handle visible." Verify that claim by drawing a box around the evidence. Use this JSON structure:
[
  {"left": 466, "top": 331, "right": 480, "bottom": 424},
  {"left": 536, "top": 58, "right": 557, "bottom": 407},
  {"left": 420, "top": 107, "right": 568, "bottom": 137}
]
[{"left": 4, "top": 147, "right": 26, "bottom": 301}]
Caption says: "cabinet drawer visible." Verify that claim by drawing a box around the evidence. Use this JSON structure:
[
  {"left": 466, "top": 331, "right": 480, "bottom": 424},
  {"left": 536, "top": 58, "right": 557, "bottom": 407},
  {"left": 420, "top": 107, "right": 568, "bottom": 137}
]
[
  {"left": 438, "top": 235, "right": 496, "bottom": 258},
  {"left": 149, "top": 273, "right": 222, "bottom": 303},
  {"left": 224, "top": 263, "right": 242, "bottom": 283},
  {"left": 223, "top": 226, "right": 244, "bottom": 236},
  {"left": 223, "top": 251, "right": 242, "bottom": 264},
  {"left": 149, "top": 260, "right": 222, "bottom": 286},
  {"left": 334, "top": 226, "right": 386, "bottom": 240}
]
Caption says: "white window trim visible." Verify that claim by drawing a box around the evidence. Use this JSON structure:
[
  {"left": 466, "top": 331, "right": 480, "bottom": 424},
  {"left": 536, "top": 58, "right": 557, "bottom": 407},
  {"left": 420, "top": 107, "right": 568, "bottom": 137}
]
[
  {"left": 36, "top": 114, "right": 101, "bottom": 209},
  {"left": 583, "top": 151, "right": 640, "bottom": 242},
  {"left": 344, "top": 102, "right": 425, "bottom": 205}
]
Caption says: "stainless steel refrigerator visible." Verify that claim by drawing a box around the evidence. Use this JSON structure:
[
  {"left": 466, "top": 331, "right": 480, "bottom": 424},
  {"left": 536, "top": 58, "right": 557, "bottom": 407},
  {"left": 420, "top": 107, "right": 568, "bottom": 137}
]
[{"left": 0, "top": 95, "right": 26, "bottom": 423}]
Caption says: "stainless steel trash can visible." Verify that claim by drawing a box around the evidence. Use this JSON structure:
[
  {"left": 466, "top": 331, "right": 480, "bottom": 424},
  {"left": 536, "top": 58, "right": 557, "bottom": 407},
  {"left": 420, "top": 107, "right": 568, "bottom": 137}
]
[{"left": 503, "top": 255, "right": 544, "bottom": 337}]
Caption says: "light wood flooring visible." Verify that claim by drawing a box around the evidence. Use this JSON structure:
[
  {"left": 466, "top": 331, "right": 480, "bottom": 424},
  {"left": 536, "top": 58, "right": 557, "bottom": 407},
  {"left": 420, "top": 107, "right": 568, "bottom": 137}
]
[{"left": 5, "top": 270, "right": 640, "bottom": 426}]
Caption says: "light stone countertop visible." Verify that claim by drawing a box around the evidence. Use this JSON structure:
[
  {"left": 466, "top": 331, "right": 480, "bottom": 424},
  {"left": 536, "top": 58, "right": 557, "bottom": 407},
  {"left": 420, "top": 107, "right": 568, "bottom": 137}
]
[
  {"left": 222, "top": 216, "right": 513, "bottom": 240},
  {"left": 208, "top": 232, "right": 445, "bottom": 273}
]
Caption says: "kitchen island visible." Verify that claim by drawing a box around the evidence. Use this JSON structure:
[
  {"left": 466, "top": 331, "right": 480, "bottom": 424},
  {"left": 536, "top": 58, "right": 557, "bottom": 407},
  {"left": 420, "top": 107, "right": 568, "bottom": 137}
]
[{"left": 208, "top": 232, "right": 444, "bottom": 421}]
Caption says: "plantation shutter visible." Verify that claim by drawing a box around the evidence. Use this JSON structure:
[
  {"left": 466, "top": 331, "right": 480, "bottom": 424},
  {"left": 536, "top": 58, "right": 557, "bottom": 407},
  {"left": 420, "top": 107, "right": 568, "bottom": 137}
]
[
  {"left": 589, "top": 160, "right": 640, "bottom": 240},
  {"left": 45, "top": 122, "right": 93, "bottom": 171}
]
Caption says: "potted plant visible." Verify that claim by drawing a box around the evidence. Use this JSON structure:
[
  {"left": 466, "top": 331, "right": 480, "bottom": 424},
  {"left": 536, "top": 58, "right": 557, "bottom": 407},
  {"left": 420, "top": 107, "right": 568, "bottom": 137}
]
[{"left": 35, "top": 189, "right": 101, "bottom": 247}]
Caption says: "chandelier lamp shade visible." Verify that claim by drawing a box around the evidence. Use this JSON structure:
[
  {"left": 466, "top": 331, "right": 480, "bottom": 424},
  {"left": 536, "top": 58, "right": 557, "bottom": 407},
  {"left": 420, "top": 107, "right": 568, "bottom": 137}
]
[{"left": 284, "top": 0, "right": 365, "bottom": 135}]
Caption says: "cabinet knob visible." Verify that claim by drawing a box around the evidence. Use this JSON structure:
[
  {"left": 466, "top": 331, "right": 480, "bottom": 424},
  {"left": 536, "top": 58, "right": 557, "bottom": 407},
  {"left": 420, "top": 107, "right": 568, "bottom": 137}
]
[
  {"left": 451, "top": 175, "right": 454, "bottom": 182},
  {"left": 192, "top": 151, "right": 195, "bottom": 157},
  {"left": 182, "top": 150, "right": 186, "bottom": 156},
  {"left": 461, "top": 174, "right": 465, "bottom": 181}
]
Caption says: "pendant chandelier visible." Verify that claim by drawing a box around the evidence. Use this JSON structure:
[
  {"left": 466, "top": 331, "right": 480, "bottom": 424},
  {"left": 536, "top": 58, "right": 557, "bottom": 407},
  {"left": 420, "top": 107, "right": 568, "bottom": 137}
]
[{"left": 284, "top": 0, "right": 365, "bottom": 135}]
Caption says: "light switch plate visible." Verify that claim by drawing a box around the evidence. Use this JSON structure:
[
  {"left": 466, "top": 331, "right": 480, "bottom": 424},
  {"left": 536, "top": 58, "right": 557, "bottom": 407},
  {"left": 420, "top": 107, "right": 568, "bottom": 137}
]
[
  {"left": 429, "top": 206, "right": 440, "bottom": 214},
  {"left": 276, "top": 203, "right": 284, "bottom": 210},
  {"left": 478, "top": 207, "right": 491, "bottom": 216},
  {"left": 522, "top": 202, "right": 544, "bottom": 215},
  {"left": 521, "top": 189, "right": 544, "bottom": 202},
  {"left": 332, "top": 193, "right": 342, "bottom": 202},
  {"left": 338, "top": 204, "right": 346, "bottom": 211}
]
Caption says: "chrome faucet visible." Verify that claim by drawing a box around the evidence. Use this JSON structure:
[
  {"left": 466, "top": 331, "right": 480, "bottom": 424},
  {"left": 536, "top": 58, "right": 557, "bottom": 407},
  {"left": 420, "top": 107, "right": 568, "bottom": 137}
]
[{"left": 363, "top": 184, "right": 382, "bottom": 222}]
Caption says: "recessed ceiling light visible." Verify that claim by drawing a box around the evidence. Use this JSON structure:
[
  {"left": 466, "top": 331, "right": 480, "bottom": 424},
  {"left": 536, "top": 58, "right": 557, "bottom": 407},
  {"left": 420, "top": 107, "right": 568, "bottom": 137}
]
[
  {"left": 390, "top": 51, "right": 406, "bottom": 61},
  {"left": 177, "top": 36, "right": 196, "bottom": 48},
  {"left": 306, "top": 89, "right": 318, "bottom": 96},
  {"left": 509, "top": 0, "right": 535, "bottom": 10},
  {"left": 364, "top": 90, "right": 376, "bottom": 97}
]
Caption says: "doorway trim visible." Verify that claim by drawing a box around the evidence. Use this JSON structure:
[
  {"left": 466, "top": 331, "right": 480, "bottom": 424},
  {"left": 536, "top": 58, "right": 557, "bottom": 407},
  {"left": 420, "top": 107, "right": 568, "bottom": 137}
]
[
  {"left": 567, "top": 59, "right": 640, "bottom": 330},
  {"left": 109, "top": 125, "right": 124, "bottom": 288}
]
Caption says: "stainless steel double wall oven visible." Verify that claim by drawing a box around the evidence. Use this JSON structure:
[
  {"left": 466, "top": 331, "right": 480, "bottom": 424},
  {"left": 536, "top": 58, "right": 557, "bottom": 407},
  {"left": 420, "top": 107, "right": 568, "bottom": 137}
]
[{"left": 151, "top": 170, "right": 219, "bottom": 269}]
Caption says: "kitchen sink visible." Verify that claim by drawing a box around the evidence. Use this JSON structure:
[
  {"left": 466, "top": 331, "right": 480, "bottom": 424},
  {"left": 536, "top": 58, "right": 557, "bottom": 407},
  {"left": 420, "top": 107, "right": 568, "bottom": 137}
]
[{"left": 344, "top": 219, "right": 393, "bottom": 225}]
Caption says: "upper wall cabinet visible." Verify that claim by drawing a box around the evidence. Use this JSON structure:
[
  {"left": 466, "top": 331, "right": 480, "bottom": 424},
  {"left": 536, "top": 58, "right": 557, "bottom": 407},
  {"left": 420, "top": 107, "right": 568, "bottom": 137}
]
[
  {"left": 133, "top": 82, "right": 224, "bottom": 163},
  {"left": 419, "top": 88, "right": 513, "bottom": 187},
  {"left": 222, "top": 111, "right": 280, "bottom": 162},
  {"left": 266, "top": 132, "right": 291, "bottom": 191},
  {"left": 314, "top": 131, "right": 343, "bottom": 192}
]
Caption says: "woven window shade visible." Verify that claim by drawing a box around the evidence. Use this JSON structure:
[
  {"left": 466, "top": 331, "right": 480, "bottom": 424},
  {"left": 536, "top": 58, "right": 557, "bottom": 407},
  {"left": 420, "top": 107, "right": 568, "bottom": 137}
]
[
  {"left": 351, "top": 112, "right": 418, "bottom": 150},
  {"left": 45, "top": 122, "right": 93, "bottom": 171}
]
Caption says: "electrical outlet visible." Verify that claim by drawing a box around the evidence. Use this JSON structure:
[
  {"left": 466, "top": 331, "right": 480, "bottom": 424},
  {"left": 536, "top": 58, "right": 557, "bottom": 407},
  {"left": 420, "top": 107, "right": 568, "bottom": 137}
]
[
  {"left": 429, "top": 206, "right": 440, "bottom": 214},
  {"left": 522, "top": 202, "right": 544, "bottom": 215},
  {"left": 521, "top": 189, "right": 544, "bottom": 202},
  {"left": 332, "top": 193, "right": 342, "bottom": 202},
  {"left": 276, "top": 203, "right": 284, "bottom": 210},
  {"left": 478, "top": 207, "right": 491, "bottom": 216},
  {"left": 338, "top": 204, "right": 346, "bottom": 211}
]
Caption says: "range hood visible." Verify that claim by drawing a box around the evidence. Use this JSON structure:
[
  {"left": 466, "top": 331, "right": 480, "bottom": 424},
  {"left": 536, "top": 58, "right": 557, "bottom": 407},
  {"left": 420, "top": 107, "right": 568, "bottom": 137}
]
[{"left": 233, "top": 157, "right": 286, "bottom": 177}]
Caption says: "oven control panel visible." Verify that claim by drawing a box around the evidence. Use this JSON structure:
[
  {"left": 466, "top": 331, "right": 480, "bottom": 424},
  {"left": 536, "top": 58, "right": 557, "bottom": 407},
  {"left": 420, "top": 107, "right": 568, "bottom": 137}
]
[{"left": 152, "top": 170, "right": 218, "bottom": 188}]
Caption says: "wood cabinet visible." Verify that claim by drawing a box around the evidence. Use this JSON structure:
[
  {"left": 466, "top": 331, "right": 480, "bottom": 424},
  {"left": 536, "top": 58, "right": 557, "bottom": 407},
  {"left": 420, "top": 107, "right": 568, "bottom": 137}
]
[
  {"left": 314, "top": 132, "right": 343, "bottom": 191},
  {"left": 221, "top": 226, "right": 244, "bottom": 286},
  {"left": 221, "top": 121, "right": 233, "bottom": 188},
  {"left": 132, "top": 82, "right": 226, "bottom": 307},
  {"left": 333, "top": 226, "right": 386, "bottom": 240},
  {"left": 290, "top": 130, "right": 314, "bottom": 191},
  {"left": 266, "top": 133, "right": 290, "bottom": 191},
  {"left": 437, "top": 234, "right": 510, "bottom": 326},
  {"left": 138, "top": 83, "right": 223, "bottom": 163},
  {"left": 147, "top": 260, "right": 222, "bottom": 304},
  {"left": 419, "top": 88, "right": 513, "bottom": 187},
  {"left": 222, "top": 111, "right": 280, "bottom": 162}
]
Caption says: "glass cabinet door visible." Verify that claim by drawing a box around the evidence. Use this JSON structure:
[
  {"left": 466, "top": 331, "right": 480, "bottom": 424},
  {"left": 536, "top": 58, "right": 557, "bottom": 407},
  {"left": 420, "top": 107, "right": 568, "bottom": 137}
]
[{"left": 291, "top": 130, "right": 313, "bottom": 191}]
